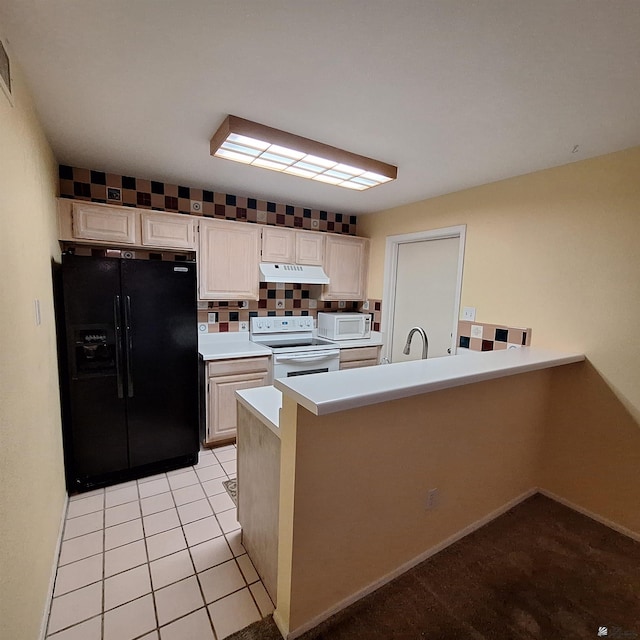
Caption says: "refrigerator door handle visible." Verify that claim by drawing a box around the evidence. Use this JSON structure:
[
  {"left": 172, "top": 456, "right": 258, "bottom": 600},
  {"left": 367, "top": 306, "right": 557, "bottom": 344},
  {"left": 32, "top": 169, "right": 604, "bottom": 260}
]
[
  {"left": 113, "top": 295, "right": 124, "bottom": 399},
  {"left": 124, "top": 295, "right": 134, "bottom": 398}
]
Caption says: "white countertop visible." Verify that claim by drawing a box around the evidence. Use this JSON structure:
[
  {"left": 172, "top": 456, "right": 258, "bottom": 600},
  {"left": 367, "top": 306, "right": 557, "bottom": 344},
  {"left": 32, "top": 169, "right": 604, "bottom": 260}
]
[
  {"left": 236, "top": 386, "right": 282, "bottom": 435},
  {"left": 318, "top": 331, "right": 384, "bottom": 349},
  {"left": 274, "top": 347, "right": 585, "bottom": 416},
  {"left": 199, "top": 329, "right": 384, "bottom": 360},
  {"left": 198, "top": 332, "right": 272, "bottom": 361}
]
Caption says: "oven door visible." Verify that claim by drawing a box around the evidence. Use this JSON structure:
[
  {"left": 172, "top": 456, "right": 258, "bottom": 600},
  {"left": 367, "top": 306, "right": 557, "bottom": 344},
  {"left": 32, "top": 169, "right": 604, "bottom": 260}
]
[{"left": 273, "top": 349, "right": 340, "bottom": 379}]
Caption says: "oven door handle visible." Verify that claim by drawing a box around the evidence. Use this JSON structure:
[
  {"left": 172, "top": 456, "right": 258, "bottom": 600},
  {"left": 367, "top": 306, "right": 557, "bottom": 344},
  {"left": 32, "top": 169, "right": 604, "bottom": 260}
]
[{"left": 275, "top": 352, "right": 339, "bottom": 364}]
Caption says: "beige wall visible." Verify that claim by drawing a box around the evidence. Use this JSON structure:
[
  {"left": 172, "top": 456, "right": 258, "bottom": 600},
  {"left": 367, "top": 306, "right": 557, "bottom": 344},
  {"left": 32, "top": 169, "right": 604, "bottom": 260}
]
[
  {"left": 358, "top": 146, "right": 640, "bottom": 421},
  {"left": 0, "top": 60, "right": 66, "bottom": 640},
  {"left": 358, "top": 146, "right": 640, "bottom": 547},
  {"left": 276, "top": 370, "right": 550, "bottom": 635}
]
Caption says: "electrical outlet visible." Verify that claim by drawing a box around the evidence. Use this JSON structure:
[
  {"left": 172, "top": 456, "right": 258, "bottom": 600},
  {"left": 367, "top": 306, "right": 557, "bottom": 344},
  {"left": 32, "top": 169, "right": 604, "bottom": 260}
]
[
  {"left": 190, "top": 200, "right": 203, "bottom": 213},
  {"left": 238, "top": 300, "right": 248, "bottom": 309},
  {"left": 239, "top": 321, "right": 249, "bottom": 332},
  {"left": 198, "top": 323, "right": 208, "bottom": 332},
  {"left": 276, "top": 282, "right": 285, "bottom": 290},
  {"left": 197, "top": 301, "right": 209, "bottom": 309},
  {"left": 309, "top": 299, "right": 317, "bottom": 309},
  {"left": 470, "top": 324, "right": 483, "bottom": 339},
  {"left": 462, "top": 306, "right": 476, "bottom": 321},
  {"left": 338, "top": 300, "right": 346, "bottom": 308},
  {"left": 208, "top": 312, "right": 217, "bottom": 324},
  {"left": 311, "top": 219, "right": 319, "bottom": 229},
  {"left": 276, "top": 300, "right": 285, "bottom": 309},
  {"left": 426, "top": 488, "right": 439, "bottom": 510},
  {"left": 257, "top": 210, "right": 267, "bottom": 222},
  {"left": 362, "top": 300, "right": 370, "bottom": 311}
]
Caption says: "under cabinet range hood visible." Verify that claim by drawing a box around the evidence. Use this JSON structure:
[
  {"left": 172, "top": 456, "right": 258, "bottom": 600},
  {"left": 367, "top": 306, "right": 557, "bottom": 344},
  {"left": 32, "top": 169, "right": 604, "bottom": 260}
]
[{"left": 259, "top": 263, "right": 330, "bottom": 285}]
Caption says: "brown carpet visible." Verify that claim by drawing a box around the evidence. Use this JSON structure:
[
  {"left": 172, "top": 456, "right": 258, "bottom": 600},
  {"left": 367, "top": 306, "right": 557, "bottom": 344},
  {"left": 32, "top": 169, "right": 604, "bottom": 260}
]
[{"left": 227, "top": 494, "right": 640, "bottom": 639}]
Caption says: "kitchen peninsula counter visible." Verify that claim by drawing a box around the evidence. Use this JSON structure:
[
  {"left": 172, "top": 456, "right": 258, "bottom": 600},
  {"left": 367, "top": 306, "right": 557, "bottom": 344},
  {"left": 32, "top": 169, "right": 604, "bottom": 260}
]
[
  {"left": 274, "top": 347, "right": 584, "bottom": 416},
  {"left": 235, "top": 346, "right": 586, "bottom": 637}
]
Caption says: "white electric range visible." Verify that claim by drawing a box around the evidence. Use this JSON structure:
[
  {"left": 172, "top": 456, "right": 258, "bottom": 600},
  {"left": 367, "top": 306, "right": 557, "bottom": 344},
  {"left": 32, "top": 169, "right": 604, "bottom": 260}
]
[{"left": 250, "top": 316, "right": 340, "bottom": 379}]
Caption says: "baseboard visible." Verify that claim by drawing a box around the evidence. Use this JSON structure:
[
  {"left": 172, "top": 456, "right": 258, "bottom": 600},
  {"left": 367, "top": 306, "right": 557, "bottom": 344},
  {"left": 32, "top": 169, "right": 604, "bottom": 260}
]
[
  {"left": 38, "top": 492, "right": 68, "bottom": 640},
  {"left": 282, "top": 487, "right": 537, "bottom": 640},
  {"left": 538, "top": 488, "right": 640, "bottom": 543}
]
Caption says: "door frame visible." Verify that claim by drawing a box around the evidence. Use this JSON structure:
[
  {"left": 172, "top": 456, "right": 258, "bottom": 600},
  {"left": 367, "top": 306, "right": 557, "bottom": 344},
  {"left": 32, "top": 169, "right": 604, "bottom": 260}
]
[{"left": 381, "top": 225, "right": 466, "bottom": 362}]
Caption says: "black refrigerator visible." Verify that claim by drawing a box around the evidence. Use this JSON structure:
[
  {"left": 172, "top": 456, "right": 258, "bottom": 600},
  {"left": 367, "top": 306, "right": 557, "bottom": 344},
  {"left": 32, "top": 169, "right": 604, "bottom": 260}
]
[{"left": 58, "top": 253, "right": 199, "bottom": 491}]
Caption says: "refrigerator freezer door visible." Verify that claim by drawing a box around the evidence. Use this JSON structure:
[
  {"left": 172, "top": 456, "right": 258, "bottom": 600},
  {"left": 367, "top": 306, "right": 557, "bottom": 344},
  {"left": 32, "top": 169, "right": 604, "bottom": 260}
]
[
  {"left": 120, "top": 259, "right": 198, "bottom": 467},
  {"left": 61, "top": 255, "right": 129, "bottom": 481}
]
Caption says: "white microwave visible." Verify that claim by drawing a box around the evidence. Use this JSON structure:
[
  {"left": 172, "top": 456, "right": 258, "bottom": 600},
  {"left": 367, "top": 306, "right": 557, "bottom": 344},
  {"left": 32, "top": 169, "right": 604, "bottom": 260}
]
[{"left": 317, "top": 312, "right": 372, "bottom": 341}]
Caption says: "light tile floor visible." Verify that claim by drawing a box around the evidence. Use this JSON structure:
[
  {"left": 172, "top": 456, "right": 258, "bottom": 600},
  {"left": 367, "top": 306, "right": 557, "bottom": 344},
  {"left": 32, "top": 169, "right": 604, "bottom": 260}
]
[{"left": 46, "top": 445, "right": 274, "bottom": 640}]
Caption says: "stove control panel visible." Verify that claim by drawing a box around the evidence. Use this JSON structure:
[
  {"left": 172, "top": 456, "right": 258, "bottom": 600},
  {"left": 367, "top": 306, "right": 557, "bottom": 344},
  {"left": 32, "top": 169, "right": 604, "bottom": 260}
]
[{"left": 251, "top": 316, "right": 314, "bottom": 334}]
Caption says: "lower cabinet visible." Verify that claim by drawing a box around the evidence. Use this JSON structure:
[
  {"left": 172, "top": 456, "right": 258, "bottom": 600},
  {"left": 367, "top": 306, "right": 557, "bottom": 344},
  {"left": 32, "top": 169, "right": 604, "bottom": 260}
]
[
  {"left": 205, "top": 357, "right": 271, "bottom": 445},
  {"left": 339, "top": 345, "right": 381, "bottom": 370}
]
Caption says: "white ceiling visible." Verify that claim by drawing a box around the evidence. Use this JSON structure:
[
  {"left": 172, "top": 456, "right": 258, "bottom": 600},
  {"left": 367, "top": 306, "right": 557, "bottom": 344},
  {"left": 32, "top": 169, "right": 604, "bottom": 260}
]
[{"left": 2, "top": 1, "right": 640, "bottom": 216}]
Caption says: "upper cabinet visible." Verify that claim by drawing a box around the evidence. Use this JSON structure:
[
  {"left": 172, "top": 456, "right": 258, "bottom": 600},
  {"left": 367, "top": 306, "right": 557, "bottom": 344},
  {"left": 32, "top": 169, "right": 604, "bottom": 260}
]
[
  {"left": 261, "top": 227, "right": 295, "bottom": 263},
  {"left": 140, "top": 211, "right": 197, "bottom": 250},
  {"left": 199, "top": 218, "right": 261, "bottom": 300},
  {"left": 71, "top": 202, "right": 139, "bottom": 245},
  {"left": 59, "top": 200, "right": 197, "bottom": 251},
  {"left": 322, "top": 235, "right": 369, "bottom": 301},
  {"left": 295, "top": 230, "right": 324, "bottom": 265},
  {"left": 261, "top": 227, "right": 324, "bottom": 266}
]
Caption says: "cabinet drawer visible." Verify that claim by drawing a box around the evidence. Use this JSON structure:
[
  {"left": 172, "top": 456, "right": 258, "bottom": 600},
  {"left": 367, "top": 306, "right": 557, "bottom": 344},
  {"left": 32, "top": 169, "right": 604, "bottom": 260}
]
[
  {"left": 339, "top": 346, "right": 380, "bottom": 363},
  {"left": 208, "top": 356, "right": 271, "bottom": 377},
  {"left": 340, "top": 359, "right": 378, "bottom": 370}
]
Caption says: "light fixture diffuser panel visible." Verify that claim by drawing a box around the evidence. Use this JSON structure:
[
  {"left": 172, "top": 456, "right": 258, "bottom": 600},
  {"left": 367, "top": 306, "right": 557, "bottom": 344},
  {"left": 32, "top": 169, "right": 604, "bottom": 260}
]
[{"left": 210, "top": 115, "right": 397, "bottom": 190}]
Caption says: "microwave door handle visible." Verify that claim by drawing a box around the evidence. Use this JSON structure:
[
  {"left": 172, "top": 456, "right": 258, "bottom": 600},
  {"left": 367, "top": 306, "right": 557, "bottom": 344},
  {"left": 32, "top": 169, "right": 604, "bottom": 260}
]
[
  {"left": 113, "top": 295, "right": 124, "bottom": 399},
  {"left": 276, "top": 353, "right": 337, "bottom": 364}
]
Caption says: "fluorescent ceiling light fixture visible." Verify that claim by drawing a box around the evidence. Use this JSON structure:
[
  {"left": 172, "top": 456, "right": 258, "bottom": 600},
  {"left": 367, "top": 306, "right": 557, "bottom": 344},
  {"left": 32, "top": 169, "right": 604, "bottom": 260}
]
[{"left": 210, "top": 115, "right": 397, "bottom": 190}]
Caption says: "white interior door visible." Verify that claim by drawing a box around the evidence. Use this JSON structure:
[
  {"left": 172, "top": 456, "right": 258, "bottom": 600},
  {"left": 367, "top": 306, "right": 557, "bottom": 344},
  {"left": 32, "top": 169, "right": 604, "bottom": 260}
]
[{"left": 384, "top": 227, "right": 465, "bottom": 363}]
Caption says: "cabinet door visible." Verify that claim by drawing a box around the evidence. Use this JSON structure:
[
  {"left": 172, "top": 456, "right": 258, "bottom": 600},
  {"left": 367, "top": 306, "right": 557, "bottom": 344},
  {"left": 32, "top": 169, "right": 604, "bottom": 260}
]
[
  {"left": 322, "top": 235, "right": 369, "bottom": 300},
  {"left": 141, "top": 211, "right": 196, "bottom": 250},
  {"left": 207, "top": 371, "right": 270, "bottom": 444},
  {"left": 295, "top": 231, "right": 324, "bottom": 265},
  {"left": 262, "top": 227, "right": 295, "bottom": 263},
  {"left": 199, "top": 219, "right": 261, "bottom": 300},
  {"left": 72, "top": 202, "right": 138, "bottom": 244}
]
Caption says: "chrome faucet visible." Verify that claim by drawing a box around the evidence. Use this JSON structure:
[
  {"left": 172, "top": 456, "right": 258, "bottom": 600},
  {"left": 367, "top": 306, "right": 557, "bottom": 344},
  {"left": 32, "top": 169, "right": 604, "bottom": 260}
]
[{"left": 403, "top": 327, "right": 429, "bottom": 359}]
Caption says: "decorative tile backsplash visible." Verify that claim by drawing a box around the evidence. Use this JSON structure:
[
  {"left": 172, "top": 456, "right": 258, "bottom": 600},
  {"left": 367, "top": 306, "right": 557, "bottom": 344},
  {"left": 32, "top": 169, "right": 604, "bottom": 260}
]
[
  {"left": 199, "top": 288, "right": 382, "bottom": 333},
  {"left": 457, "top": 321, "right": 531, "bottom": 351},
  {"left": 58, "top": 165, "right": 357, "bottom": 235}
]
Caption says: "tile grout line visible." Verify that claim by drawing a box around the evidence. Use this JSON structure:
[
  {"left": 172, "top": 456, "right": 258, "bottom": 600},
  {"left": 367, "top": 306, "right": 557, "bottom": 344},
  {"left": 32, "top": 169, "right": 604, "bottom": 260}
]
[
  {"left": 135, "top": 479, "right": 161, "bottom": 640},
  {"left": 48, "top": 446, "right": 263, "bottom": 639}
]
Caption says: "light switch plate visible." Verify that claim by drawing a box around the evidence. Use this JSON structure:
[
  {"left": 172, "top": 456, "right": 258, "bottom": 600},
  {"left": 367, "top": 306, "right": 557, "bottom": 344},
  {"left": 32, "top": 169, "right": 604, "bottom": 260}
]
[
  {"left": 361, "top": 300, "right": 370, "bottom": 310},
  {"left": 257, "top": 210, "right": 267, "bottom": 222},
  {"left": 338, "top": 301, "right": 346, "bottom": 308},
  {"left": 311, "top": 219, "right": 319, "bottom": 229},
  {"left": 462, "top": 306, "right": 476, "bottom": 321},
  {"left": 470, "top": 324, "right": 483, "bottom": 339},
  {"left": 208, "top": 312, "right": 217, "bottom": 324},
  {"left": 276, "top": 282, "right": 285, "bottom": 290},
  {"left": 308, "top": 299, "right": 317, "bottom": 309}
]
